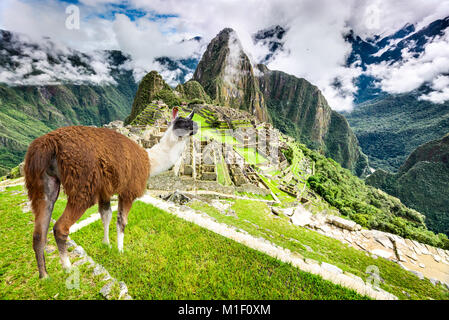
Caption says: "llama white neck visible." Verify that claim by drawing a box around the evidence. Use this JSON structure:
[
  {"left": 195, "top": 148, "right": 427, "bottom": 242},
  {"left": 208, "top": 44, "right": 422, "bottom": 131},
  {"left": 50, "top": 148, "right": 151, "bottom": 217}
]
[{"left": 147, "top": 128, "right": 188, "bottom": 177}]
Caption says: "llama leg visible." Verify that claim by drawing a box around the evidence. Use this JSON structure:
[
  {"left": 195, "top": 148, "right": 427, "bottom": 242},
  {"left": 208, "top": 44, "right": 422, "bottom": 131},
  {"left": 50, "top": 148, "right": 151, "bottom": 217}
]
[
  {"left": 99, "top": 199, "right": 112, "bottom": 246},
  {"left": 32, "top": 173, "right": 60, "bottom": 279},
  {"left": 53, "top": 201, "right": 87, "bottom": 271},
  {"left": 117, "top": 196, "right": 133, "bottom": 253}
]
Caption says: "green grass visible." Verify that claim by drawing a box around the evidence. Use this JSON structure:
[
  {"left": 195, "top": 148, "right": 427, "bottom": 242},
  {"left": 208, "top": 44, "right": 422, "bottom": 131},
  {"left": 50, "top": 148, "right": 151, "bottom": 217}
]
[
  {"left": 234, "top": 146, "right": 268, "bottom": 165},
  {"left": 193, "top": 114, "right": 239, "bottom": 145},
  {"left": 259, "top": 174, "right": 297, "bottom": 205},
  {"left": 235, "top": 191, "right": 274, "bottom": 201},
  {"left": 188, "top": 199, "right": 449, "bottom": 300},
  {"left": 216, "top": 158, "right": 233, "bottom": 186},
  {"left": 0, "top": 186, "right": 108, "bottom": 299},
  {"left": 70, "top": 201, "right": 368, "bottom": 300},
  {"left": 0, "top": 184, "right": 369, "bottom": 300}
]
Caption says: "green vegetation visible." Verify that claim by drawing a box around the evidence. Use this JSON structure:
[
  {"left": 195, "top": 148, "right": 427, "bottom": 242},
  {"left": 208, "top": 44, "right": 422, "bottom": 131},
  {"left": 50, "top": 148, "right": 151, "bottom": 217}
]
[
  {"left": 0, "top": 185, "right": 109, "bottom": 299},
  {"left": 70, "top": 200, "right": 367, "bottom": 299},
  {"left": 0, "top": 71, "right": 136, "bottom": 175},
  {"left": 188, "top": 199, "right": 449, "bottom": 300},
  {"left": 153, "top": 89, "right": 181, "bottom": 108},
  {"left": 298, "top": 140, "right": 449, "bottom": 249},
  {"left": 175, "top": 80, "right": 211, "bottom": 104},
  {"left": 366, "top": 134, "right": 449, "bottom": 237},
  {"left": 344, "top": 92, "right": 449, "bottom": 172},
  {"left": 1, "top": 184, "right": 369, "bottom": 299},
  {"left": 216, "top": 157, "right": 233, "bottom": 186},
  {"left": 257, "top": 65, "right": 369, "bottom": 177},
  {"left": 234, "top": 146, "right": 268, "bottom": 165},
  {"left": 125, "top": 70, "right": 171, "bottom": 125}
]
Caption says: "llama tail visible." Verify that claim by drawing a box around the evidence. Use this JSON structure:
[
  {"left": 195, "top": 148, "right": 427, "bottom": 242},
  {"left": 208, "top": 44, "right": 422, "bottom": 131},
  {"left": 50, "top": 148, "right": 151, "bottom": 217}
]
[{"left": 24, "top": 136, "right": 58, "bottom": 213}]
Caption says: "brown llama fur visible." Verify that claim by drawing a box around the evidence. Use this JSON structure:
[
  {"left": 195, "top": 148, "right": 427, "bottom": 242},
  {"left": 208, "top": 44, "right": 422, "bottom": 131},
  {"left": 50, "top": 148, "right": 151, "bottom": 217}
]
[{"left": 24, "top": 125, "right": 150, "bottom": 278}]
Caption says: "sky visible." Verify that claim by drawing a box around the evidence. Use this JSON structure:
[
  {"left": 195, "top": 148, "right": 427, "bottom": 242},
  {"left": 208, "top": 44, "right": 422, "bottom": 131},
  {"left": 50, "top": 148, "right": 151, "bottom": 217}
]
[{"left": 1, "top": 0, "right": 449, "bottom": 110}]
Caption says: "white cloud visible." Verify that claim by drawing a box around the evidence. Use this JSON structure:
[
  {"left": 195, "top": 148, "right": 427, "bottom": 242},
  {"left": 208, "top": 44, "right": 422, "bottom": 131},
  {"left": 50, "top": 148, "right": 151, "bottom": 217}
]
[
  {"left": 111, "top": 13, "right": 202, "bottom": 83},
  {"left": 0, "top": 32, "right": 117, "bottom": 85},
  {"left": 419, "top": 75, "right": 449, "bottom": 103},
  {"left": 0, "top": 0, "right": 449, "bottom": 108},
  {"left": 367, "top": 29, "right": 449, "bottom": 99}
]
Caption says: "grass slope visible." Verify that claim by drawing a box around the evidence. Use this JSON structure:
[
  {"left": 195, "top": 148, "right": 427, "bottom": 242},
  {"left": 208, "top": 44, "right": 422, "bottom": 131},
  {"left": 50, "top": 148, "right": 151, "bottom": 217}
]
[
  {"left": 71, "top": 201, "right": 367, "bottom": 300},
  {"left": 0, "top": 185, "right": 366, "bottom": 300},
  {"left": 189, "top": 199, "right": 449, "bottom": 300},
  {"left": 0, "top": 185, "right": 107, "bottom": 299}
]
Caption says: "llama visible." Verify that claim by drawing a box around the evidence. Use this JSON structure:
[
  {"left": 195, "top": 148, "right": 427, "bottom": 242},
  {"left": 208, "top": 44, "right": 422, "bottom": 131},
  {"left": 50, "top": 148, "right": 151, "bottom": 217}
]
[{"left": 24, "top": 107, "right": 197, "bottom": 278}]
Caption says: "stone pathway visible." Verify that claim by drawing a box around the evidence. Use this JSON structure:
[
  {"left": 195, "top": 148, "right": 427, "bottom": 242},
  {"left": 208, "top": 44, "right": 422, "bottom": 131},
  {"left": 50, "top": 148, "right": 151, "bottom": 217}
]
[
  {"left": 18, "top": 191, "right": 131, "bottom": 300},
  {"left": 8, "top": 179, "right": 447, "bottom": 297},
  {"left": 65, "top": 237, "right": 132, "bottom": 300},
  {"left": 137, "top": 193, "right": 398, "bottom": 300},
  {"left": 287, "top": 206, "right": 449, "bottom": 287},
  {"left": 65, "top": 210, "right": 132, "bottom": 300}
]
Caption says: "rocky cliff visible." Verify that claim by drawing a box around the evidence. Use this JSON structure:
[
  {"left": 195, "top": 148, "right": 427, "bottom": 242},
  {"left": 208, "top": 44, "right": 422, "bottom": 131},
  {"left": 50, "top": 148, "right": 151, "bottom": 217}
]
[
  {"left": 193, "top": 28, "right": 268, "bottom": 122},
  {"left": 256, "top": 64, "right": 369, "bottom": 176}
]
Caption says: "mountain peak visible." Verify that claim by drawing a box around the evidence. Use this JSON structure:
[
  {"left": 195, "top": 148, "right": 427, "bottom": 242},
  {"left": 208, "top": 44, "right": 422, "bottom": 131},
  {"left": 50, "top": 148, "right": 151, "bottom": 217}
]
[
  {"left": 217, "top": 27, "right": 236, "bottom": 36},
  {"left": 193, "top": 28, "right": 268, "bottom": 122}
]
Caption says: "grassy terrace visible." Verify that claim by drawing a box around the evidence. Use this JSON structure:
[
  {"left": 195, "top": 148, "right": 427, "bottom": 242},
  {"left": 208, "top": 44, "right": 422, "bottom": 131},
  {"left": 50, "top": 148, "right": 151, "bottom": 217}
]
[
  {"left": 0, "top": 185, "right": 107, "bottom": 299},
  {"left": 193, "top": 113, "right": 268, "bottom": 165},
  {"left": 0, "top": 185, "right": 368, "bottom": 300},
  {"left": 188, "top": 199, "right": 449, "bottom": 300}
]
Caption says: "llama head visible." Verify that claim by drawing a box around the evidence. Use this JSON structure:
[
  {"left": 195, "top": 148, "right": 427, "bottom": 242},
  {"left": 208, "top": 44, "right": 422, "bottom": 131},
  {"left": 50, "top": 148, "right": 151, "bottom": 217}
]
[
  {"left": 147, "top": 107, "right": 198, "bottom": 177},
  {"left": 169, "top": 107, "right": 198, "bottom": 140}
]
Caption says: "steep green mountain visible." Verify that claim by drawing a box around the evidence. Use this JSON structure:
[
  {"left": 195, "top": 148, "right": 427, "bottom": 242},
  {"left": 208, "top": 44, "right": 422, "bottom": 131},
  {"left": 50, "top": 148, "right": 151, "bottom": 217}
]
[
  {"left": 191, "top": 28, "right": 369, "bottom": 177},
  {"left": 344, "top": 92, "right": 449, "bottom": 172},
  {"left": 0, "top": 28, "right": 138, "bottom": 175},
  {"left": 124, "top": 70, "right": 176, "bottom": 124},
  {"left": 366, "top": 133, "right": 449, "bottom": 236},
  {"left": 0, "top": 70, "right": 136, "bottom": 175},
  {"left": 125, "top": 72, "right": 213, "bottom": 126},
  {"left": 193, "top": 28, "right": 268, "bottom": 122},
  {"left": 175, "top": 80, "right": 211, "bottom": 104},
  {"left": 256, "top": 64, "right": 369, "bottom": 177}
]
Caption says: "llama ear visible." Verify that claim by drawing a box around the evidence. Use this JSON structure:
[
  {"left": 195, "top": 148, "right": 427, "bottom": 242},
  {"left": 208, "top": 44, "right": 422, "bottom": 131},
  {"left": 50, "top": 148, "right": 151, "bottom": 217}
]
[
  {"left": 187, "top": 109, "right": 195, "bottom": 120},
  {"left": 172, "top": 107, "right": 179, "bottom": 120}
]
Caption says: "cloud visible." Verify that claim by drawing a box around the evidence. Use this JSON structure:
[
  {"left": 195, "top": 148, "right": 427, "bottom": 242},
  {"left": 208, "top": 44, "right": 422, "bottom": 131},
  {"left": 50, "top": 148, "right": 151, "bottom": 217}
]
[
  {"left": 419, "top": 75, "right": 449, "bottom": 103},
  {"left": 111, "top": 13, "right": 202, "bottom": 83},
  {"left": 0, "top": 0, "right": 448, "bottom": 108},
  {"left": 0, "top": 31, "right": 118, "bottom": 85},
  {"left": 367, "top": 29, "right": 449, "bottom": 97}
]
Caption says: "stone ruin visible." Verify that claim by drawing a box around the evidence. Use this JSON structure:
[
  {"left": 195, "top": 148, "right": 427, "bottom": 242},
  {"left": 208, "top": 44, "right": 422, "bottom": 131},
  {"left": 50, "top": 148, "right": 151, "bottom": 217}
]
[
  {"left": 232, "top": 126, "right": 288, "bottom": 168},
  {"left": 104, "top": 103, "right": 291, "bottom": 198}
]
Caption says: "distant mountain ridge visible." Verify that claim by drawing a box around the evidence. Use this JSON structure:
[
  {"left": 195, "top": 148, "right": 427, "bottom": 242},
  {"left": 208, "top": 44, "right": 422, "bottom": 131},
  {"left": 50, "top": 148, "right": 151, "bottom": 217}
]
[
  {"left": 0, "top": 30, "right": 137, "bottom": 175},
  {"left": 345, "top": 16, "right": 449, "bottom": 103},
  {"left": 345, "top": 90, "right": 449, "bottom": 172},
  {"left": 366, "top": 133, "right": 449, "bottom": 236}
]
